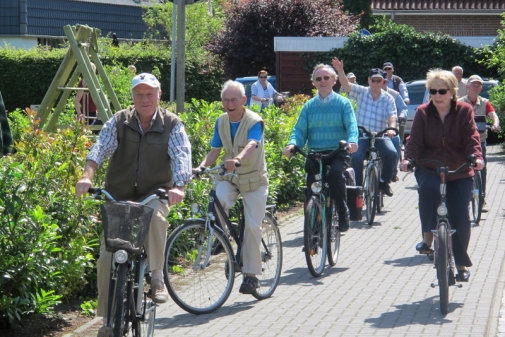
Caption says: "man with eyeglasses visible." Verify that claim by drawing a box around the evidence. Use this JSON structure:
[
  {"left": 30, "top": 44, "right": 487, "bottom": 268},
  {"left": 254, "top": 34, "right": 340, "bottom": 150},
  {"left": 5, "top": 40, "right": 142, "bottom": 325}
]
[
  {"left": 251, "top": 70, "right": 278, "bottom": 111},
  {"left": 332, "top": 57, "right": 398, "bottom": 197},
  {"left": 383, "top": 62, "right": 409, "bottom": 105},
  {"left": 283, "top": 64, "right": 358, "bottom": 232},
  {"left": 198, "top": 80, "right": 268, "bottom": 294}
]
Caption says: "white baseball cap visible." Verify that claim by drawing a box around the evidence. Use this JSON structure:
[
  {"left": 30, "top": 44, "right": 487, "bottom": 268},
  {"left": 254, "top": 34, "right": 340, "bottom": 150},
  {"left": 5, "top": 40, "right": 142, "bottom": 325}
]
[{"left": 131, "top": 73, "right": 161, "bottom": 90}]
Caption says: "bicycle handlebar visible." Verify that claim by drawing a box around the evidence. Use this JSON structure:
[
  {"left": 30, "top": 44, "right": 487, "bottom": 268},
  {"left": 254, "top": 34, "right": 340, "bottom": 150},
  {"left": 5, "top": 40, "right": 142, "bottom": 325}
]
[
  {"left": 291, "top": 140, "right": 348, "bottom": 160},
  {"left": 87, "top": 188, "right": 168, "bottom": 204},
  {"left": 194, "top": 162, "right": 241, "bottom": 179},
  {"left": 406, "top": 155, "right": 477, "bottom": 175},
  {"left": 358, "top": 126, "right": 399, "bottom": 137}
]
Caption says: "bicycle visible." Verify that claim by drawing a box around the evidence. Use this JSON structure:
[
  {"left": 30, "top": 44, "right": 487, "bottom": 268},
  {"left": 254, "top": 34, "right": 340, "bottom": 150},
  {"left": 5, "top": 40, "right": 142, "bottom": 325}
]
[
  {"left": 88, "top": 188, "right": 167, "bottom": 337},
  {"left": 407, "top": 155, "right": 476, "bottom": 315},
  {"left": 163, "top": 165, "right": 282, "bottom": 314},
  {"left": 291, "top": 141, "right": 349, "bottom": 277},
  {"left": 358, "top": 126, "right": 398, "bottom": 226},
  {"left": 470, "top": 169, "right": 484, "bottom": 225}
]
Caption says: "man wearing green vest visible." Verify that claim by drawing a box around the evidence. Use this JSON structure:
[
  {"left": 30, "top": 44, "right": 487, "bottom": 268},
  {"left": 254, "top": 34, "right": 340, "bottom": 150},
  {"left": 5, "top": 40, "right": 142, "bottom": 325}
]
[
  {"left": 198, "top": 80, "right": 268, "bottom": 294},
  {"left": 75, "top": 73, "right": 192, "bottom": 332}
]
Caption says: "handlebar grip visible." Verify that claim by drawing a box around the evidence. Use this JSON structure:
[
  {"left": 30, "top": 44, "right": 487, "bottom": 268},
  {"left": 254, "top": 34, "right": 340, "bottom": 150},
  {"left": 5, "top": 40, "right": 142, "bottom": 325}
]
[{"left": 88, "top": 187, "right": 101, "bottom": 194}]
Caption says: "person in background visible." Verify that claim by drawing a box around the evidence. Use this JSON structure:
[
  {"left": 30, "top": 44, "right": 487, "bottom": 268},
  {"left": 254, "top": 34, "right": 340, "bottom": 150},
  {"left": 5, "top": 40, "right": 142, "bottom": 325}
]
[
  {"left": 458, "top": 74, "right": 501, "bottom": 206},
  {"left": 75, "top": 62, "right": 102, "bottom": 127},
  {"left": 339, "top": 72, "right": 357, "bottom": 93},
  {"left": 283, "top": 64, "right": 359, "bottom": 232},
  {"left": 452, "top": 66, "right": 467, "bottom": 97},
  {"left": 128, "top": 65, "right": 137, "bottom": 74},
  {"left": 383, "top": 62, "right": 410, "bottom": 105},
  {"left": 111, "top": 33, "right": 119, "bottom": 47},
  {"left": 250, "top": 70, "right": 278, "bottom": 111},
  {"left": 75, "top": 73, "right": 192, "bottom": 336},
  {"left": 332, "top": 57, "right": 398, "bottom": 197},
  {"left": 198, "top": 80, "right": 268, "bottom": 294},
  {"left": 400, "top": 69, "right": 484, "bottom": 282},
  {"left": 0, "top": 90, "right": 13, "bottom": 157}
]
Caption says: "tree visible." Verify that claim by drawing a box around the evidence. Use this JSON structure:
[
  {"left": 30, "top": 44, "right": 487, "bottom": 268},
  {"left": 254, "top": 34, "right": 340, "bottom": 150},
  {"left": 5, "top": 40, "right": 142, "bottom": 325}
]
[
  {"left": 341, "top": 0, "right": 373, "bottom": 29},
  {"left": 207, "top": 0, "right": 360, "bottom": 79}
]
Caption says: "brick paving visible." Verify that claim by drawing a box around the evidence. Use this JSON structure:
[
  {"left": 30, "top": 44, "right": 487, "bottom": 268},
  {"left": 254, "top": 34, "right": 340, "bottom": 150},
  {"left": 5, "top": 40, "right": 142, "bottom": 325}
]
[{"left": 77, "top": 144, "right": 505, "bottom": 337}]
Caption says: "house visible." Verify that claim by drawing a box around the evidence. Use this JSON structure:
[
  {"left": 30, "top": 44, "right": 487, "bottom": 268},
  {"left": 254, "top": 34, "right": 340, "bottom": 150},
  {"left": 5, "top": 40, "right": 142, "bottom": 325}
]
[
  {"left": 0, "top": 0, "right": 152, "bottom": 49},
  {"left": 275, "top": 1, "right": 504, "bottom": 96}
]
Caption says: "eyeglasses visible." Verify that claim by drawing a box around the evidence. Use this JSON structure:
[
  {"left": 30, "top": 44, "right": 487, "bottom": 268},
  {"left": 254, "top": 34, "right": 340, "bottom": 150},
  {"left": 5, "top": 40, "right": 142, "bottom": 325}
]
[
  {"left": 315, "top": 75, "right": 331, "bottom": 82},
  {"left": 223, "top": 97, "right": 241, "bottom": 104},
  {"left": 384, "top": 67, "right": 392, "bottom": 71},
  {"left": 370, "top": 78, "right": 383, "bottom": 84},
  {"left": 259, "top": 76, "right": 267, "bottom": 78},
  {"left": 429, "top": 89, "right": 449, "bottom": 95}
]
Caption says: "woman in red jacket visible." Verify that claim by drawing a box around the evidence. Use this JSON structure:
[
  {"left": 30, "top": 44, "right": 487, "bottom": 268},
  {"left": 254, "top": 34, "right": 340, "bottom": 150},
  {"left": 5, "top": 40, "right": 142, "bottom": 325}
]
[{"left": 400, "top": 69, "right": 484, "bottom": 282}]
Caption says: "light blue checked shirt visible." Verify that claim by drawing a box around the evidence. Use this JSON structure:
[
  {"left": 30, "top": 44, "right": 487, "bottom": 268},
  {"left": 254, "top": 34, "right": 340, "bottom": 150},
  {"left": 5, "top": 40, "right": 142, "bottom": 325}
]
[
  {"left": 87, "top": 108, "right": 192, "bottom": 184},
  {"left": 348, "top": 83, "right": 396, "bottom": 132}
]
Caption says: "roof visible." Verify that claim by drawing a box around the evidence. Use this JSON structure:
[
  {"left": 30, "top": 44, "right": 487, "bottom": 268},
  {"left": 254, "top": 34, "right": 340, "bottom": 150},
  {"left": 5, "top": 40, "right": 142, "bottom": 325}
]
[{"left": 371, "top": 0, "right": 505, "bottom": 11}]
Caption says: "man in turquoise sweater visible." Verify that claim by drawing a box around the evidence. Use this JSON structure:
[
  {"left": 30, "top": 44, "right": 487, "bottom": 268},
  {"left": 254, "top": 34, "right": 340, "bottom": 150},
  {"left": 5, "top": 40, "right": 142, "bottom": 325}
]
[{"left": 283, "top": 64, "right": 359, "bottom": 231}]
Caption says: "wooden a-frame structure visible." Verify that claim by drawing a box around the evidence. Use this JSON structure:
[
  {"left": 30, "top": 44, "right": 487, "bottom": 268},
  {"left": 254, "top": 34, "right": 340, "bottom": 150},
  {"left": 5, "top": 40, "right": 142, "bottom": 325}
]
[{"left": 37, "top": 24, "right": 121, "bottom": 132}]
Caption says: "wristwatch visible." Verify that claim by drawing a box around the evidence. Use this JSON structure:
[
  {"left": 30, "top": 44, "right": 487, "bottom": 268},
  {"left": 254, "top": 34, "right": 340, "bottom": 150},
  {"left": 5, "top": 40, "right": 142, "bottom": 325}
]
[{"left": 174, "top": 181, "right": 185, "bottom": 188}]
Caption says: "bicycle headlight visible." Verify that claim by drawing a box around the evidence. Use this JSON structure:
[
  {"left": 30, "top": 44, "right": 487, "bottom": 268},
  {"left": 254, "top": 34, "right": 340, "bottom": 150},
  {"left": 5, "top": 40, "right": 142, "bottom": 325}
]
[
  {"left": 437, "top": 205, "right": 448, "bottom": 217},
  {"left": 311, "top": 181, "right": 323, "bottom": 193},
  {"left": 191, "top": 203, "right": 200, "bottom": 216},
  {"left": 114, "top": 250, "right": 128, "bottom": 264}
]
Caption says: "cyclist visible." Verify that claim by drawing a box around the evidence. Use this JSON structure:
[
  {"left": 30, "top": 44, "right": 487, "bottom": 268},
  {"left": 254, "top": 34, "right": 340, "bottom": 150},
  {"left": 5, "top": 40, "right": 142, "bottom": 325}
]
[
  {"left": 197, "top": 80, "right": 268, "bottom": 295},
  {"left": 283, "top": 64, "right": 359, "bottom": 232},
  {"left": 75, "top": 73, "right": 192, "bottom": 335},
  {"left": 332, "top": 58, "right": 398, "bottom": 197},
  {"left": 400, "top": 69, "right": 484, "bottom": 282},
  {"left": 458, "top": 75, "right": 501, "bottom": 206}
]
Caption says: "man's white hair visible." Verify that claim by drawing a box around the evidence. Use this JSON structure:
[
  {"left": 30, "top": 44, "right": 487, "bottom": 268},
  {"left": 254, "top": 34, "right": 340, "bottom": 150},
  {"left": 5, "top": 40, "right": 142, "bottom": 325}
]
[{"left": 221, "top": 80, "right": 245, "bottom": 98}]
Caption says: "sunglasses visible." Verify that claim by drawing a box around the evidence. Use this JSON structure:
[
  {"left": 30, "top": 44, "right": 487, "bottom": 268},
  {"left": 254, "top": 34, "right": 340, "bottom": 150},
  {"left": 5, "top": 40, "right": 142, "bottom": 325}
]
[
  {"left": 370, "top": 78, "right": 383, "bottom": 84},
  {"left": 315, "top": 75, "right": 331, "bottom": 82},
  {"left": 429, "top": 89, "right": 449, "bottom": 95},
  {"left": 384, "top": 67, "right": 392, "bottom": 71},
  {"left": 259, "top": 76, "right": 267, "bottom": 78}
]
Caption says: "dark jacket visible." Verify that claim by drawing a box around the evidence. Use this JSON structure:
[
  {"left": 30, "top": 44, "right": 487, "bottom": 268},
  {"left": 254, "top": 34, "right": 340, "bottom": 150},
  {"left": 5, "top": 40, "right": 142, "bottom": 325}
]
[
  {"left": 105, "top": 107, "right": 181, "bottom": 201},
  {"left": 405, "top": 100, "right": 482, "bottom": 181}
]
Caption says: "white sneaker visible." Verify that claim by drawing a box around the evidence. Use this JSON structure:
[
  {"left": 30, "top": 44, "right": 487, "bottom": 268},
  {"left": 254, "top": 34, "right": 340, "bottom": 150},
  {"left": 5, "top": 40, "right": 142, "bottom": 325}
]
[{"left": 150, "top": 279, "right": 169, "bottom": 304}]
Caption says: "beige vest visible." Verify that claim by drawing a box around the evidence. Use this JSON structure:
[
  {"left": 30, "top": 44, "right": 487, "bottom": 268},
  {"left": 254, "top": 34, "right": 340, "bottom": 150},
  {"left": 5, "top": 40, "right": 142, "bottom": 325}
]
[
  {"left": 459, "top": 95, "right": 487, "bottom": 143},
  {"left": 216, "top": 109, "right": 268, "bottom": 193}
]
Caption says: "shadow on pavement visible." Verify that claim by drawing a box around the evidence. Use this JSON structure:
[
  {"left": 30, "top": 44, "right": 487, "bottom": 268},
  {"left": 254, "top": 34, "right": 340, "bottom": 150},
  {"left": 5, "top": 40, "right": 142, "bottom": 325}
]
[
  {"left": 383, "top": 254, "right": 432, "bottom": 267},
  {"left": 279, "top": 266, "right": 349, "bottom": 286}
]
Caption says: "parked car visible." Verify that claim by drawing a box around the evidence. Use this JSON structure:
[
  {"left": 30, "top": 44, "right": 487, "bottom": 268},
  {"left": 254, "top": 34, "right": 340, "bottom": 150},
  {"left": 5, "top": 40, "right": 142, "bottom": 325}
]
[
  {"left": 404, "top": 78, "right": 498, "bottom": 137},
  {"left": 235, "top": 76, "right": 276, "bottom": 106}
]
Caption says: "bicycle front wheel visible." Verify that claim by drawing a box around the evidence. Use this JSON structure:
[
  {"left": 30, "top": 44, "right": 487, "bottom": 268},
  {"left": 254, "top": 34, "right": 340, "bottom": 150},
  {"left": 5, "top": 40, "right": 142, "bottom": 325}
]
[
  {"left": 252, "top": 211, "right": 283, "bottom": 300},
  {"left": 304, "top": 196, "right": 327, "bottom": 277},
  {"left": 327, "top": 199, "right": 340, "bottom": 267},
  {"left": 133, "top": 299, "right": 156, "bottom": 337},
  {"left": 163, "top": 222, "right": 235, "bottom": 314},
  {"left": 364, "top": 165, "right": 378, "bottom": 226},
  {"left": 110, "top": 263, "right": 128, "bottom": 337},
  {"left": 471, "top": 172, "right": 484, "bottom": 225},
  {"left": 437, "top": 222, "right": 450, "bottom": 315}
]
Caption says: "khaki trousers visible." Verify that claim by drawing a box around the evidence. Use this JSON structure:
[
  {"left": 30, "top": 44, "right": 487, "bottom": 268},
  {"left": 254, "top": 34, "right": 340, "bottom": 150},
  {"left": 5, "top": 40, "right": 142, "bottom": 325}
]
[
  {"left": 96, "top": 199, "right": 170, "bottom": 317},
  {"left": 215, "top": 181, "right": 268, "bottom": 276}
]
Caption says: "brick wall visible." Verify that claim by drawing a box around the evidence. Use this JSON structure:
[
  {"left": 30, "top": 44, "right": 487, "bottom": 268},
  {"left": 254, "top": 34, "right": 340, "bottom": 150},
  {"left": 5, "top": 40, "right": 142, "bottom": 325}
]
[
  {"left": 277, "top": 52, "right": 313, "bottom": 96},
  {"left": 393, "top": 15, "right": 501, "bottom": 36}
]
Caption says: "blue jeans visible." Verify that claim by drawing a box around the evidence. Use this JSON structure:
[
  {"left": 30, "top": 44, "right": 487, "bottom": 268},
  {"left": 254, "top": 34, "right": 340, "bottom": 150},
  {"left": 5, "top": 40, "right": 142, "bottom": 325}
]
[
  {"left": 415, "top": 169, "right": 473, "bottom": 267},
  {"left": 352, "top": 136, "right": 398, "bottom": 186}
]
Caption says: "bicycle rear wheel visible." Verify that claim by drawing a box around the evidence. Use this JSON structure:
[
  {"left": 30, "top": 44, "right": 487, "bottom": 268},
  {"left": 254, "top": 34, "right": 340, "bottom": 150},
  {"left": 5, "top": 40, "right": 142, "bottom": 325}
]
[
  {"left": 437, "top": 222, "right": 450, "bottom": 315},
  {"left": 471, "top": 171, "right": 484, "bottom": 225},
  {"left": 327, "top": 199, "right": 340, "bottom": 267},
  {"left": 252, "top": 211, "right": 283, "bottom": 300},
  {"left": 163, "top": 222, "right": 235, "bottom": 314},
  {"left": 110, "top": 263, "right": 128, "bottom": 337},
  {"left": 304, "top": 196, "right": 327, "bottom": 277},
  {"left": 364, "top": 165, "right": 378, "bottom": 226}
]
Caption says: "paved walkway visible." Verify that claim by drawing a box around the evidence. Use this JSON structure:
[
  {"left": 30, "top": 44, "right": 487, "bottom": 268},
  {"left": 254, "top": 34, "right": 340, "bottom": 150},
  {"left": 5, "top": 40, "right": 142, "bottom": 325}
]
[{"left": 77, "top": 144, "right": 505, "bottom": 337}]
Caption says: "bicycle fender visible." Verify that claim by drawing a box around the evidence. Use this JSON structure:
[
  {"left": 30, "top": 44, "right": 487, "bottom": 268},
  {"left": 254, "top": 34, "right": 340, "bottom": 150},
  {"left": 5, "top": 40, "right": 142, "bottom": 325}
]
[{"left": 183, "top": 218, "right": 206, "bottom": 225}]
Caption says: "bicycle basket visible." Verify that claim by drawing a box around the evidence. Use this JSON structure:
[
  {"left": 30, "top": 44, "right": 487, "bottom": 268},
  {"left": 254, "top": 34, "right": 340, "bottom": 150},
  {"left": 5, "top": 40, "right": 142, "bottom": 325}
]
[{"left": 100, "top": 202, "right": 154, "bottom": 254}]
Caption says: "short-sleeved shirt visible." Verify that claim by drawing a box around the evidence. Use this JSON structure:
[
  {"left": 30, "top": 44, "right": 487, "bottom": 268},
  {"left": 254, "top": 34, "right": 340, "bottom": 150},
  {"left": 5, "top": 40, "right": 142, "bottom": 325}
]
[
  {"left": 210, "top": 119, "right": 263, "bottom": 148},
  {"left": 348, "top": 83, "right": 396, "bottom": 132}
]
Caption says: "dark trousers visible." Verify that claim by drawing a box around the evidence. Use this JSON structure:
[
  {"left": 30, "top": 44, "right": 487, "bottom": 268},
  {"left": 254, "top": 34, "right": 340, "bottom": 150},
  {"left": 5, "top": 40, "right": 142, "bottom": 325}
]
[
  {"left": 415, "top": 169, "right": 473, "bottom": 267},
  {"left": 305, "top": 151, "right": 350, "bottom": 218}
]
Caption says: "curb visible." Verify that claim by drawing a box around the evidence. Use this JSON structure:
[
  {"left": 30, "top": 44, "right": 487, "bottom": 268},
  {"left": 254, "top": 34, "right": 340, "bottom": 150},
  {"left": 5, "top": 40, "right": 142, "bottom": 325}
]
[{"left": 62, "top": 316, "right": 102, "bottom": 337}]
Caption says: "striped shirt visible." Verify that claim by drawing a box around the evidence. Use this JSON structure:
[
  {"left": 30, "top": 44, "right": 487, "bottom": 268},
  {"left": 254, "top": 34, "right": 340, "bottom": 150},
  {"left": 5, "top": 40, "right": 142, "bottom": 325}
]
[{"left": 87, "top": 109, "right": 192, "bottom": 183}]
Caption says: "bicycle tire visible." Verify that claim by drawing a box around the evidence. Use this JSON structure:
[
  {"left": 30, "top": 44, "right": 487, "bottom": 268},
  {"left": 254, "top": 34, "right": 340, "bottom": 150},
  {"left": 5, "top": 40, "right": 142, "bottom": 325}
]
[
  {"left": 111, "top": 263, "right": 128, "bottom": 337},
  {"left": 304, "top": 196, "right": 327, "bottom": 277},
  {"left": 252, "top": 211, "right": 283, "bottom": 300},
  {"left": 327, "top": 199, "right": 340, "bottom": 267},
  {"left": 376, "top": 191, "right": 383, "bottom": 213},
  {"left": 163, "top": 222, "right": 235, "bottom": 314},
  {"left": 133, "top": 298, "right": 156, "bottom": 337},
  {"left": 364, "top": 165, "right": 377, "bottom": 226},
  {"left": 471, "top": 171, "right": 484, "bottom": 225},
  {"left": 437, "top": 222, "right": 450, "bottom": 315}
]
